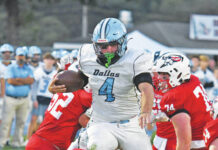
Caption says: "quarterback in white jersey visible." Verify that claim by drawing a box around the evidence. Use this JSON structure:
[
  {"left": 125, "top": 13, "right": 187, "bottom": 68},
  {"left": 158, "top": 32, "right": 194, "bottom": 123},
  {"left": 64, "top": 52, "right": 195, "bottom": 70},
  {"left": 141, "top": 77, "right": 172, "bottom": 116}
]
[{"left": 79, "top": 18, "right": 153, "bottom": 150}]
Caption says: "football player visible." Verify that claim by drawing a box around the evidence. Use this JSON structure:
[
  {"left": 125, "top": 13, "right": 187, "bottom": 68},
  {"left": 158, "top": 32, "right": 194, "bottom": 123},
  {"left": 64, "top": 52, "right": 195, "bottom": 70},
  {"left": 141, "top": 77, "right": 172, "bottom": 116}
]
[
  {"left": 153, "top": 52, "right": 213, "bottom": 150},
  {"left": 49, "top": 18, "right": 154, "bottom": 150},
  {"left": 203, "top": 102, "right": 218, "bottom": 150},
  {"left": 152, "top": 72, "right": 177, "bottom": 150},
  {"left": 146, "top": 51, "right": 177, "bottom": 150},
  {"left": 26, "top": 87, "right": 92, "bottom": 150},
  {"left": 26, "top": 57, "right": 92, "bottom": 150},
  {"left": 26, "top": 46, "right": 43, "bottom": 142},
  {"left": 0, "top": 43, "right": 14, "bottom": 145},
  {"left": 0, "top": 44, "right": 14, "bottom": 123},
  {"left": 28, "top": 46, "right": 42, "bottom": 69}
]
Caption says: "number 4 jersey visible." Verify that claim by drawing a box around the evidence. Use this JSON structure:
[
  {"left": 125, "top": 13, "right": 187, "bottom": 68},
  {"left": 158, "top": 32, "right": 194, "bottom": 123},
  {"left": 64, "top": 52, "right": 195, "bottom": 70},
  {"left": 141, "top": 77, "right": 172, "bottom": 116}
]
[
  {"left": 34, "top": 89, "right": 92, "bottom": 150},
  {"left": 79, "top": 44, "right": 152, "bottom": 122},
  {"left": 160, "top": 75, "right": 213, "bottom": 142}
]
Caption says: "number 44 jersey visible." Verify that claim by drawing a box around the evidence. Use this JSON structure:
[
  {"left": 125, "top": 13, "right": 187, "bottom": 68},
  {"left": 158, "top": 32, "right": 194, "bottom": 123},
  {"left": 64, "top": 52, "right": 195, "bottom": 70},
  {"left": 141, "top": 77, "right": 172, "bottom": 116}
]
[
  {"left": 79, "top": 44, "right": 152, "bottom": 122},
  {"left": 35, "top": 89, "right": 92, "bottom": 150},
  {"left": 160, "top": 75, "right": 213, "bottom": 141}
]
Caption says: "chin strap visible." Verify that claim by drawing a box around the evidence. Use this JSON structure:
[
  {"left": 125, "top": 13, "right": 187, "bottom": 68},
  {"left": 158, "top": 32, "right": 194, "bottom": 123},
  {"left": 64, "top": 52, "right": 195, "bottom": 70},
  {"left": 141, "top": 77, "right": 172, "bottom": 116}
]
[{"left": 104, "top": 53, "right": 115, "bottom": 68}]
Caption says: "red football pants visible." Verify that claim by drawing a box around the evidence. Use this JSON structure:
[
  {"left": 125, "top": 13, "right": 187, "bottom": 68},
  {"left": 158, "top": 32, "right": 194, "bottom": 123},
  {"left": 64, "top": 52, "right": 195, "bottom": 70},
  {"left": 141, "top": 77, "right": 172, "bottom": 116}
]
[{"left": 26, "top": 134, "right": 59, "bottom": 150}]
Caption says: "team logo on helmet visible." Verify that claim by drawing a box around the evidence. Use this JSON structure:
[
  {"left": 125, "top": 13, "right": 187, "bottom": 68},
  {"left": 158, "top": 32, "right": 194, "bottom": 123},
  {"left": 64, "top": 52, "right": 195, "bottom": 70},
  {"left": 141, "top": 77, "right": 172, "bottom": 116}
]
[{"left": 161, "top": 55, "right": 184, "bottom": 68}]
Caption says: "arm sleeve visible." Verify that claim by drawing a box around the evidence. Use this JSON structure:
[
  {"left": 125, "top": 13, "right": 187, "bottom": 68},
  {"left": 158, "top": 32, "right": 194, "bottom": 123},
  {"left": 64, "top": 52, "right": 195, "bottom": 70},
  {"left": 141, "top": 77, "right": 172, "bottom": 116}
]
[{"left": 133, "top": 73, "right": 153, "bottom": 90}]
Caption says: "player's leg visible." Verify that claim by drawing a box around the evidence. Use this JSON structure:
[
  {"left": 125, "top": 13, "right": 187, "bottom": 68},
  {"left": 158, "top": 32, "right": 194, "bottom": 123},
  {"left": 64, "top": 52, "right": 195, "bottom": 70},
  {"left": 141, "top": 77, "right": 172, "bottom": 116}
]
[
  {"left": 117, "top": 116, "right": 152, "bottom": 150},
  {"left": 37, "top": 104, "right": 48, "bottom": 124},
  {"left": 27, "top": 102, "right": 39, "bottom": 140},
  {"left": 87, "top": 122, "right": 119, "bottom": 150},
  {"left": 0, "top": 97, "right": 3, "bottom": 124},
  {"left": 11, "top": 97, "right": 29, "bottom": 146},
  {"left": 0, "top": 96, "right": 17, "bottom": 147},
  {"left": 26, "top": 134, "right": 57, "bottom": 150}
]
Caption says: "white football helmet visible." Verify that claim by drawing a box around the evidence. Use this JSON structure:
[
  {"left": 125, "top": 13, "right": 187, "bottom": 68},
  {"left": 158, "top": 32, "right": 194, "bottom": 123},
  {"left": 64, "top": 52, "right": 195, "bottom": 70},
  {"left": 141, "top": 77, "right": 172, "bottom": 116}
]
[{"left": 153, "top": 52, "right": 191, "bottom": 88}]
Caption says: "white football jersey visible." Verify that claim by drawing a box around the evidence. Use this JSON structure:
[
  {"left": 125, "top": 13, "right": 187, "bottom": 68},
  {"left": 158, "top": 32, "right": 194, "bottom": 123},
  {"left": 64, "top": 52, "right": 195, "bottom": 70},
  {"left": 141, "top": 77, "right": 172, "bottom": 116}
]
[
  {"left": 29, "top": 61, "right": 43, "bottom": 72},
  {"left": 0, "top": 60, "right": 16, "bottom": 78},
  {"left": 79, "top": 44, "right": 152, "bottom": 122},
  {"left": 34, "top": 66, "right": 57, "bottom": 98}
]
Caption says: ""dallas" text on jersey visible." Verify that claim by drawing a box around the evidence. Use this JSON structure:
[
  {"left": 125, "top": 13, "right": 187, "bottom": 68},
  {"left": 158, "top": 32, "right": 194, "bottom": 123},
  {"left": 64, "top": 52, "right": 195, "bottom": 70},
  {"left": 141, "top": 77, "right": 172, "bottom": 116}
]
[{"left": 93, "top": 69, "right": 120, "bottom": 77}]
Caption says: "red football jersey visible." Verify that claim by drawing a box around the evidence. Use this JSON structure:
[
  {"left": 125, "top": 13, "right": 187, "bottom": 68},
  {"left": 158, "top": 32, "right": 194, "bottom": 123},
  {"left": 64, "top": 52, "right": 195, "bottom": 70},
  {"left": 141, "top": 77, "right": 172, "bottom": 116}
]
[
  {"left": 160, "top": 75, "right": 212, "bottom": 140},
  {"left": 35, "top": 89, "right": 92, "bottom": 150},
  {"left": 153, "top": 91, "right": 176, "bottom": 139},
  {"left": 203, "top": 119, "right": 218, "bottom": 149}
]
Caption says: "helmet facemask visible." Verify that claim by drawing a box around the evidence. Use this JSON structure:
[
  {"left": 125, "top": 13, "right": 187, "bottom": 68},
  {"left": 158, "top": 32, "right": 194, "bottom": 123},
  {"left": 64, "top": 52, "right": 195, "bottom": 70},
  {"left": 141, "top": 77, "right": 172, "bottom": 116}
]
[
  {"left": 93, "top": 35, "right": 127, "bottom": 68},
  {"left": 152, "top": 72, "right": 172, "bottom": 93}
]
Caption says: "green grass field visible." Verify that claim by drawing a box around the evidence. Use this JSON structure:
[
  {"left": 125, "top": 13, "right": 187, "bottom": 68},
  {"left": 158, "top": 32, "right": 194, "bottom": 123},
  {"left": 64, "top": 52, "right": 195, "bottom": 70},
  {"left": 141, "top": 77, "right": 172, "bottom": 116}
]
[{"left": 2, "top": 146, "right": 25, "bottom": 150}]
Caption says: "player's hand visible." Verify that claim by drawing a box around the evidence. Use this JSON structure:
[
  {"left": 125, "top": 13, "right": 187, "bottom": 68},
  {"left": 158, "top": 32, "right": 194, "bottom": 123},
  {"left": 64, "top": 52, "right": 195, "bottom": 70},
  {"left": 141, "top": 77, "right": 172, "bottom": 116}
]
[
  {"left": 33, "top": 101, "right": 38, "bottom": 108},
  {"left": 58, "top": 55, "right": 74, "bottom": 70},
  {"left": 48, "top": 78, "right": 66, "bottom": 94},
  {"left": 139, "top": 112, "right": 152, "bottom": 129}
]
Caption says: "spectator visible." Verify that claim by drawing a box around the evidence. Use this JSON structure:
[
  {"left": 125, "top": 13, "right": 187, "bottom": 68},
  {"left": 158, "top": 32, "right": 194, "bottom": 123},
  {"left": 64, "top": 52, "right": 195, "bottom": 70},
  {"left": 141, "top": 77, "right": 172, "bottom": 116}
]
[
  {"left": 26, "top": 52, "right": 56, "bottom": 143},
  {"left": 0, "top": 43, "right": 15, "bottom": 146},
  {"left": 194, "top": 55, "right": 216, "bottom": 100},
  {"left": 208, "top": 58, "right": 216, "bottom": 72},
  {"left": 0, "top": 47, "right": 34, "bottom": 149},
  {"left": 71, "top": 49, "right": 79, "bottom": 63},
  {"left": 208, "top": 66, "right": 218, "bottom": 103},
  {"left": 25, "top": 46, "right": 43, "bottom": 144},
  {"left": 190, "top": 55, "right": 199, "bottom": 73}
]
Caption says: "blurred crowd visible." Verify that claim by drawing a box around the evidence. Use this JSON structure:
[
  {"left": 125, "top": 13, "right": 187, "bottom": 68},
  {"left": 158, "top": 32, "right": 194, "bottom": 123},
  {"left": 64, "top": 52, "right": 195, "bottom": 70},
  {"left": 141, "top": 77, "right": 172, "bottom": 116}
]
[
  {"left": 0, "top": 43, "right": 78, "bottom": 148},
  {"left": 190, "top": 55, "right": 218, "bottom": 103}
]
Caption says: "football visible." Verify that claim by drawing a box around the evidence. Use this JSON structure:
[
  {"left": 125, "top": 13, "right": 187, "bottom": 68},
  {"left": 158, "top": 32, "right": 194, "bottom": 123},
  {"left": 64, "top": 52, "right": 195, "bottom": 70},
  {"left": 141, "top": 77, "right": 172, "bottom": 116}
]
[{"left": 55, "top": 70, "right": 84, "bottom": 92}]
